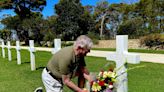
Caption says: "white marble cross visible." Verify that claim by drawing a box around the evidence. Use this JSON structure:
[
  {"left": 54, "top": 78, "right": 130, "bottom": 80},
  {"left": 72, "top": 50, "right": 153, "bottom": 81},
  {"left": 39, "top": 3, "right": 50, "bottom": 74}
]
[
  {"left": 1, "top": 40, "right": 5, "bottom": 58},
  {"left": 51, "top": 39, "right": 61, "bottom": 54},
  {"left": 106, "top": 35, "right": 140, "bottom": 92},
  {"left": 28, "top": 40, "right": 36, "bottom": 71},
  {"left": 16, "top": 41, "right": 21, "bottom": 65},
  {"left": 7, "top": 41, "right": 12, "bottom": 61}
]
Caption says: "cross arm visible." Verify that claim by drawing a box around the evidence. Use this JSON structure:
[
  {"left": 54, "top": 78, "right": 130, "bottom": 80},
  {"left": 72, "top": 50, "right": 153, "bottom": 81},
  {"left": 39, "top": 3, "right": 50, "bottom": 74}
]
[
  {"left": 124, "top": 52, "right": 140, "bottom": 64},
  {"left": 106, "top": 52, "right": 117, "bottom": 61}
]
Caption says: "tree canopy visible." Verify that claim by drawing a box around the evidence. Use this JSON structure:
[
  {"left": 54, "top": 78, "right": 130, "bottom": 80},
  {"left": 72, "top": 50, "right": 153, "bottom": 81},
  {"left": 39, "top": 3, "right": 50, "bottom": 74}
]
[
  {"left": 54, "top": 0, "right": 95, "bottom": 40},
  {"left": 0, "top": 0, "right": 46, "bottom": 19}
]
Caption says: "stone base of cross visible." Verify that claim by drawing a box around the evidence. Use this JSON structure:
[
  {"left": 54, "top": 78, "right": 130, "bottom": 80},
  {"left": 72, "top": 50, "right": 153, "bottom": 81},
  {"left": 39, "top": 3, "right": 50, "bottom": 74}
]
[{"left": 106, "top": 35, "right": 140, "bottom": 92}]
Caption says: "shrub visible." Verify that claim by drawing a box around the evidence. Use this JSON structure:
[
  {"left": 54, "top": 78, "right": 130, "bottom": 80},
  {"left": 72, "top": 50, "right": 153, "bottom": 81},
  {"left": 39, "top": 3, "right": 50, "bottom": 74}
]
[
  {"left": 140, "top": 34, "right": 164, "bottom": 49},
  {"left": 10, "top": 40, "right": 16, "bottom": 46},
  {"left": 87, "top": 32, "right": 99, "bottom": 44},
  {"left": 61, "top": 41, "right": 74, "bottom": 47}
]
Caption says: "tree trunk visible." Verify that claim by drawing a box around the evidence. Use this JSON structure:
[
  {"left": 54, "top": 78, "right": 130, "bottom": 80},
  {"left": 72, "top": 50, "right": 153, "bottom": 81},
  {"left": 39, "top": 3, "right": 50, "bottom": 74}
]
[{"left": 100, "top": 13, "right": 106, "bottom": 39}]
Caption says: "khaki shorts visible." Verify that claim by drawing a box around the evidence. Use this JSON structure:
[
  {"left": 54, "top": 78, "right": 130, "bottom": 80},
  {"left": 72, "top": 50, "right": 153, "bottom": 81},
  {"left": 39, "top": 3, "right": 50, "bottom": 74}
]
[{"left": 42, "top": 68, "right": 63, "bottom": 92}]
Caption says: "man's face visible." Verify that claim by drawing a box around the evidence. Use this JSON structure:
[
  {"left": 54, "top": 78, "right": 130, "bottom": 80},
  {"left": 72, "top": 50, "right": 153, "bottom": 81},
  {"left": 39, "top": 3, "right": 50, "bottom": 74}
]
[{"left": 76, "top": 47, "right": 90, "bottom": 57}]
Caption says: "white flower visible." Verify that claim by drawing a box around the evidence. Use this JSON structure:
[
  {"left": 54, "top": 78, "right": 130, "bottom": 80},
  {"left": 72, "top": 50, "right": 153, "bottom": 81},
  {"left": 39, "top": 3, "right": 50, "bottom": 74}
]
[
  {"left": 103, "top": 71, "right": 108, "bottom": 78},
  {"left": 109, "top": 84, "right": 114, "bottom": 89},
  {"left": 98, "top": 71, "right": 103, "bottom": 77}
]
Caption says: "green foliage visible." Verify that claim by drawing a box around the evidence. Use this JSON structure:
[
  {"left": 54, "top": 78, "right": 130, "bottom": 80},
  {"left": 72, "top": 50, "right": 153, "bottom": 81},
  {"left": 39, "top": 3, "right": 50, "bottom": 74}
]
[
  {"left": 140, "top": 34, "right": 164, "bottom": 49},
  {"left": 54, "top": 0, "right": 95, "bottom": 41},
  {"left": 0, "top": 29, "right": 11, "bottom": 41},
  {"left": 135, "top": 0, "right": 164, "bottom": 32},
  {"left": 94, "top": 0, "right": 109, "bottom": 17},
  {"left": 1, "top": 0, "right": 163, "bottom": 41},
  {"left": 0, "top": 0, "right": 46, "bottom": 19},
  {"left": 22, "top": 13, "right": 45, "bottom": 45},
  {"left": 0, "top": 0, "right": 47, "bottom": 45},
  {"left": 61, "top": 41, "right": 74, "bottom": 47},
  {"left": 93, "top": 0, "right": 110, "bottom": 39},
  {"left": 55, "top": 0, "right": 84, "bottom": 40},
  {"left": 1, "top": 15, "right": 21, "bottom": 30},
  {"left": 1, "top": 13, "right": 46, "bottom": 45},
  {"left": 117, "top": 17, "right": 144, "bottom": 38},
  {"left": 43, "top": 29, "right": 55, "bottom": 42},
  {"left": 87, "top": 32, "right": 99, "bottom": 44},
  {"left": 10, "top": 40, "right": 16, "bottom": 45}
]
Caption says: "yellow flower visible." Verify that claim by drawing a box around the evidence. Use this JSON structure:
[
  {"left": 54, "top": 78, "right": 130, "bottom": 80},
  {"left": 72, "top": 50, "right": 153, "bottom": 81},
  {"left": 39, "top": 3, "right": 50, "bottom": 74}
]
[
  {"left": 91, "top": 82, "right": 102, "bottom": 91},
  {"left": 103, "top": 71, "right": 108, "bottom": 78},
  {"left": 107, "top": 71, "right": 116, "bottom": 78}
]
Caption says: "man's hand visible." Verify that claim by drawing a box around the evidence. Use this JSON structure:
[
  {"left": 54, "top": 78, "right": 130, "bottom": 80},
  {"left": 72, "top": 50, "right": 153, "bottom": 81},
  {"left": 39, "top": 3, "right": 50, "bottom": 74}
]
[
  {"left": 82, "top": 67, "right": 89, "bottom": 75},
  {"left": 83, "top": 73, "right": 93, "bottom": 83}
]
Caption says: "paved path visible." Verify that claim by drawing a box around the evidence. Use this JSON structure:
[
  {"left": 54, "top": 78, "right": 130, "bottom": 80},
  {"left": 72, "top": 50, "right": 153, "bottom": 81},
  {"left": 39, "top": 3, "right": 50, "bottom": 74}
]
[
  {"left": 4, "top": 46, "right": 164, "bottom": 64},
  {"left": 87, "top": 50, "right": 164, "bottom": 64}
]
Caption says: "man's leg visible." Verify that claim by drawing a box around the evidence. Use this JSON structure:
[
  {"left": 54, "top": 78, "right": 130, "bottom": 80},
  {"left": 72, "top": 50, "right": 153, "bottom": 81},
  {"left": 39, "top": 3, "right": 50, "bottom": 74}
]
[{"left": 42, "top": 68, "right": 63, "bottom": 92}]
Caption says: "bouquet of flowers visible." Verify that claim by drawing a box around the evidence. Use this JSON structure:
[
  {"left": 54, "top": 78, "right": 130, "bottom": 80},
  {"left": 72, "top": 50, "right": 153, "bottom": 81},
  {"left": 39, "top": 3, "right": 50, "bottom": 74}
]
[
  {"left": 90, "top": 61, "right": 145, "bottom": 92},
  {"left": 90, "top": 69, "right": 117, "bottom": 92}
]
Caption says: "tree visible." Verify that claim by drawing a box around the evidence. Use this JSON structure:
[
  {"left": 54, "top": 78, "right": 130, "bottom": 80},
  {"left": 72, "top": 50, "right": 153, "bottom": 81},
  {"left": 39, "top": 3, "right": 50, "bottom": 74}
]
[
  {"left": 1, "top": 15, "right": 22, "bottom": 38},
  {"left": 93, "top": 0, "right": 110, "bottom": 39},
  {"left": 79, "top": 5, "right": 96, "bottom": 35},
  {"left": 117, "top": 17, "right": 144, "bottom": 38},
  {"left": 0, "top": 0, "right": 47, "bottom": 45},
  {"left": 0, "top": 0, "right": 46, "bottom": 19},
  {"left": 0, "top": 29, "right": 11, "bottom": 43},
  {"left": 22, "top": 13, "right": 45, "bottom": 45},
  {"left": 135, "top": 0, "right": 164, "bottom": 33},
  {"left": 1, "top": 13, "right": 46, "bottom": 45},
  {"left": 42, "top": 15, "right": 57, "bottom": 42},
  {"left": 55, "top": 0, "right": 95, "bottom": 40}
]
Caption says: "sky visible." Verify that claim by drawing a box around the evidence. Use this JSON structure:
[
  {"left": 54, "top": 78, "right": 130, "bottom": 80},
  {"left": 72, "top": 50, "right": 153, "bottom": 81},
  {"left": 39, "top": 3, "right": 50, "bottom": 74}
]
[
  {"left": 0, "top": 0, "right": 139, "bottom": 19},
  {"left": 42, "top": 0, "right": 126, "bottom": 17}
]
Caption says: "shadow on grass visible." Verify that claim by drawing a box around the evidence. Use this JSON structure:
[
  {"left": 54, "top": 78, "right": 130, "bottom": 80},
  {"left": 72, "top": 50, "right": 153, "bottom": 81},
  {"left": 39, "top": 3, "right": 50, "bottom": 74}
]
[
  {"left": 36, "top": 66, "right": 45, "bottom": 70},
  {"left": 21, "top": 61, "right": 30, "bottom": 64}
]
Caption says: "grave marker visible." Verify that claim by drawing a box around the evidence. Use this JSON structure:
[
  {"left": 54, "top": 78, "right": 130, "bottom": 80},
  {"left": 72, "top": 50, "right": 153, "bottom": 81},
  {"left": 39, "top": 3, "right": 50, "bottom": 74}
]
[
  {"left": 7, "top": 41, "right": 11, "bottom": 61},
  {"left": 106, "top": 35, "right": 140, "bottom": 92},
  {"left": 51, "top": 39, "right": 61, "bottom": 54},
  {"left": 1, "top": 40, "right": 5, "bottom": 58},
  {"left": 16, "top": 41, "right": 21, "bottom": 65},
  {"left": 29, "top": 40, "right": 36, "bottom": 71}
]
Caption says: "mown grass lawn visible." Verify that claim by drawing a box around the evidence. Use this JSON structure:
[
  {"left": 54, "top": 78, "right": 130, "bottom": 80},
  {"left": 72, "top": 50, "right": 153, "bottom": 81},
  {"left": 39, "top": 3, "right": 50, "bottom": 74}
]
[{"left": 0, "top": 48, "right": 164, "bottom": 92}]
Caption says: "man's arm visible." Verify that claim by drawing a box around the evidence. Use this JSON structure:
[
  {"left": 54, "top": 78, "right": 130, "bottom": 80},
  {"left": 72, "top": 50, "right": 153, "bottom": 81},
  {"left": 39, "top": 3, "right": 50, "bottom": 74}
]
[
  {"left": 62, "top": 75, "right": 87, "bottom": 92},
  {"left": 82, "top": 67, "right": 93, "bottom": 83}
]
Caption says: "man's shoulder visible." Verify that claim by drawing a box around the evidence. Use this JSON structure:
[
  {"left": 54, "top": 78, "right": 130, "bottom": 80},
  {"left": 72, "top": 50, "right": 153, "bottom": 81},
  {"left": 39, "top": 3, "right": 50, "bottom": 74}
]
[
  {"left": 56, "top": 46, "right": 73, "bottom": 57},
  {"left": 60, "top": 46, "right": 73, "bottom": 53}
]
